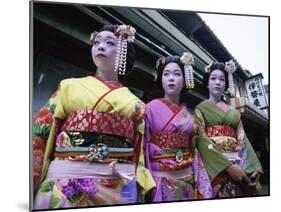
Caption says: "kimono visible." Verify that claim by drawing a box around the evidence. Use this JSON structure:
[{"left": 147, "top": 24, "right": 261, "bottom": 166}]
[
  {"left": 32, "top": 76, "right": 155, "bottom": 209},
  {"left": 144, "top": 99, "right": 212, "bottom": 202},
  {"left": 193, "top": 100, "right": 263, "bottom": 198}
]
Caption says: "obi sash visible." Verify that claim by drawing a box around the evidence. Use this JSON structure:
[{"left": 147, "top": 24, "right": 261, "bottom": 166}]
[{"left": 206, "top": 125, "right": 241, "bottom": 163}]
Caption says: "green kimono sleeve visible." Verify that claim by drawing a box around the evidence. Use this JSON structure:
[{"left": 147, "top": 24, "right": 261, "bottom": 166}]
[
  {"left": 193, "top": 109, "right": 232, "bottom": 181},
  {"left": 237, "top": 121, "right": 263, "bottom": 174}
]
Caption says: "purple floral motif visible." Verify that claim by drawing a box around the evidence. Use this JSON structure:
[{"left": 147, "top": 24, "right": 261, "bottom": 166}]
[
  {"left": 238, "top": 147, "right": 247, "bottom": 169},
  {"left": 62, "top": 180, "right": 77, "bottom": 198},
  {"left": 76, "top": 179, "right": 99, "bottom": 196},
  {"left": 62, "top": 178, "right": 99, "bottom": 198},
  {"left": 120, "top": 178, "right": 137, "bottom": 203},
  {"left": 192, "top": 152, "right": 213, "bottom": 198}
]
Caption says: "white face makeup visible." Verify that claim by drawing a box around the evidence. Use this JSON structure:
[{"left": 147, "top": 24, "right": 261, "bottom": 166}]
[
  {"left": 91, "top": 31, "right": 118, "bottom": 72},
  {"left": 162, "top": 62, "right": 184, "bottom": 98},
  {"left": 208, "top": 69, "right": 226, "bottom": 99}
]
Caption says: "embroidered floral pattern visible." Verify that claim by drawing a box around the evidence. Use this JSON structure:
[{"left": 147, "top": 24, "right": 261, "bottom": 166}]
[
  {"left": 33, "top": 148, "right": 45, "bottom": 188},
  {"left": 56, "top": 131, "right": 72, "bottom": 148},
  {"left": 212, "top": 173, "right": 243, "bottom": 198},
  {"left": 160, "top": 177, "right": 194, "bottom": 201},
  {"left": 160, "top": 158, "right": 193, "bottom": 171},
  {"left": 33, "top": 92, "right": 57, "bottom": 190},
  {"left": 192, "top": 150, "right": 213, "bottom": 198},
  {"left": 62, "top": 179, "right": 99, "bottom": 199}
]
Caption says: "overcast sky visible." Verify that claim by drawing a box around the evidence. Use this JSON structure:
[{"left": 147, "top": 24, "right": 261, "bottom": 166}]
[{"left": 199, "top": 13, "right": 269, "bottom": 85}]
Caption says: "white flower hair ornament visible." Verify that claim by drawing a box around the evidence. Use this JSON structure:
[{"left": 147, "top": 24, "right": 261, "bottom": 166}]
[
  {"left": 113, "top": 25, "right": 136, "bottom": 75},
  {"left": 224, "top": 59, "right": 237, "bottom": 73},
  {"left": 156, "top": 57, "right": 165, "bottom": 70},
  {"left": 204, "top": 63, "right": 212, "bottom": 73},
  {"left": 180, "top": 52, "right": 194, "bottom": 64},
  {"left": 114, "top": 25, "right": 136, "bottom": 42},
  {"left": 180, "top": 52, "right": 195, "bottom": 89}
]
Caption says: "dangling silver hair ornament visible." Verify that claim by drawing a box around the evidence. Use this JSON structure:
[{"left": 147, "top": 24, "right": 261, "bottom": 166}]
[
  {"left": 224, "top": 59, "right": 237, "bottom": 96},
  {"left": 114, "top": 25, "right": 136, "bottom": 76},
  {"left": 180, "top": 52, "right": 195, "bottom": 89}
]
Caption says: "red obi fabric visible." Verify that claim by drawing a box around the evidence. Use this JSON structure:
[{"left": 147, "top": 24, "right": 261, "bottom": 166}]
[
  {"left": 61, "top": 110, "right": 135, "bottom": 141},
  {"left": 205, "top": 125, "right": 236, "bottom": 139},
  {"left": 151, "top": 132, "right": 189, "bottom": 148}
]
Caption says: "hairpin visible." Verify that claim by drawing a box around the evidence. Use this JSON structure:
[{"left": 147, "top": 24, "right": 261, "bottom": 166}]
[
  {"left": 114, "top": 25, "right": 136, "bottom": 75},
  {"left": 180, "top": 52, "right": 195, "bottom": 89}
]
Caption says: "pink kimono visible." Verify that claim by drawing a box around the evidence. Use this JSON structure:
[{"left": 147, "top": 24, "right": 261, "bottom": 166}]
[{"left": 144, "top": 99, "right": 213, "bottom": 202}]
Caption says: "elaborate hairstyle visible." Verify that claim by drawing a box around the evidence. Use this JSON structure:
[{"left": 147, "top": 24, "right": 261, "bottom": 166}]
[
  {"left": 90, "top": 24, "right": 136, "bottom": 78},
  {"left": 156, "top": 52, "right": 195, "bottom": 88},
  {"left": 203, "top": 62, "right": 229, "bottom": 91},
  {"left": 155, "top": 53, "right": 195, "bottom": 103}
]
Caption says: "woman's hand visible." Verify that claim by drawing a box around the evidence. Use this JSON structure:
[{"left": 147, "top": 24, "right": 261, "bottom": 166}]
[
  {"left": 248, "top": 171, "right": 261, "bottom": 187},
  {"left": 226, "top": 164, "right": 247, "bottom": 181}
]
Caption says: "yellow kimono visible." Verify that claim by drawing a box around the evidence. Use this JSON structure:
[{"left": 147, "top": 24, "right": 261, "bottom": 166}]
[{"left": 33, "top": 76, "right": 155, "bottom": 209}]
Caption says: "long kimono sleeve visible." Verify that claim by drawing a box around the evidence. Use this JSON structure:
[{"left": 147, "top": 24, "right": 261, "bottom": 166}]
[
  {"left": 32, "top": 89, "right": 59, "bottom": 192},
  {"left": 193, "top": 108, "right": 232, "bottom": 181},
  {"left": 134, "top": 103, "right": 156, "bottom": 197},
  {"left": 143, "top": 108, "right": 153, "bottom": 171},
  {"left": 33, "top": 79, "right": 71, "bottom": 194},
  {"left": 40, "top": 80, "right": 74, "bottom": 187},
  {"left": 237, "top": 120, "right": 263, "bottom": 174}
]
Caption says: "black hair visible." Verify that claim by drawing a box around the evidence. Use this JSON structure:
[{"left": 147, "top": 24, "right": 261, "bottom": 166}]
[
  {"left": 202, "top": 62, "right": 229, "bottom": 91},
  {"left": 91, "top": 24, "right": 136, "bottom": 79},
  {"left": 156, "top": 55, "right": 186, "bottom": 103}
]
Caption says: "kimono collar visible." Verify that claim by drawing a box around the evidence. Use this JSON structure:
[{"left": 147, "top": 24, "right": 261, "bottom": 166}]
[
  {"left": 95, "top": 76, "right": 124, "bottom": 90},
  {"left": 159, "top": 98, "right": 183, "bottom": 114}
]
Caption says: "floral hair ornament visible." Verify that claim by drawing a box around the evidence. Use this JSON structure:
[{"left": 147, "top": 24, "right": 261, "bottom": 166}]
[
  {"left": 224, "top": 59, "right": 237, "bottom": 73},
  {"left": 180, "top": 52, "right": 195, "bottom": 89},
  {"left": 114, "top": 25, "right": 136, "bottom": 75},
  {"left": 89, "top": 31, "right": 98, "bottom": 43},
  {"left": 204, "top": 63, "right": 212, "bottom": 73},
  {"left": 156, "top": 57, "right": 165, "bottom": 70}
]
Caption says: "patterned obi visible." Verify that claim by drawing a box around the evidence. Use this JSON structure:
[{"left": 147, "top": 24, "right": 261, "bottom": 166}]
[
  {"left": 61, "top": 110, "right": 135, "bottom": 141},
  {"left": 55, "top": 110, "right": 136, "bottom": 162},
  {"left": 206, "top": 125, "right": 236, "bottom": 139},
  {"left": 151, "top": 132, "right": 189, "bottom": 148},
  {"left": 150, "top": 132, "right": 192, "bottom": 171},
  {"left": 206, "top": 125, "right": 241, "bottom": 163}
]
